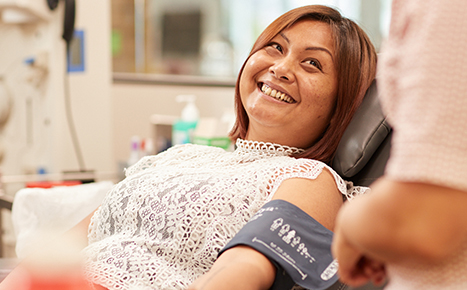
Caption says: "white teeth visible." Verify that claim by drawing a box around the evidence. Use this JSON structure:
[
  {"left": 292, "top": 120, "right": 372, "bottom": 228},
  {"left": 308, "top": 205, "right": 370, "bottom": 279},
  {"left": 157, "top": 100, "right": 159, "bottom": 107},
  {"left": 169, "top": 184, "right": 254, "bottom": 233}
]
[{"left": 261, "top": 84, "right": 293, "bottom": 103}]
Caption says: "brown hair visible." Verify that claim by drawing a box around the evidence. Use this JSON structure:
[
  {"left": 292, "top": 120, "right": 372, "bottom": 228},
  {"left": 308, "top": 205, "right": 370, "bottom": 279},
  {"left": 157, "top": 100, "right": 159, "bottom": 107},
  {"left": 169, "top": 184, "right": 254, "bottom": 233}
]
[{"left": 229, "top": 5, "right": 377, "bottom": 164}]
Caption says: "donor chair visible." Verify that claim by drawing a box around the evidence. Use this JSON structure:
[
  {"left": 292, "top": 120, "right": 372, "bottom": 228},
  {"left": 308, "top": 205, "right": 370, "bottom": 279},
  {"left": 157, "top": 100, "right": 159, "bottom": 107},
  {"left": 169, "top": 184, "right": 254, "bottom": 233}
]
[{"left": 327, "top": 80, "right": 392, "bottom": 290}]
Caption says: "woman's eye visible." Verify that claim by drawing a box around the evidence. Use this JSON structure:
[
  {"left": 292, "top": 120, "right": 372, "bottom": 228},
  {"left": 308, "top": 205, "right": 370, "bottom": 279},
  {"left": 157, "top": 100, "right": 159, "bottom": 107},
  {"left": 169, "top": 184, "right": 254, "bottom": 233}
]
[
  {"left": 271, "top": 43, "right": 283, "bottom": 52},
  {"left": 307, "top": 59, "right": 322, "bottom": 70}
]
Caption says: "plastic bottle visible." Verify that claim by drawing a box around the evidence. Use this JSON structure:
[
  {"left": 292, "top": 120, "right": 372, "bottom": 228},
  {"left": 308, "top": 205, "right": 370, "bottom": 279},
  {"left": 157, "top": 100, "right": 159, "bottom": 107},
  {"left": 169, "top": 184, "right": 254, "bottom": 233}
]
[
  {"left": 172, "top": 95, "right": 199, "bottom": 145},
  {"left": 139, "top": 137, "right": 154, "bottom": 157},
  {"left": 144, "top": 137, "right": 154, "bottom": 156},
  {"left": 127, "top": 136, "right": 140, "bottom": 167}
]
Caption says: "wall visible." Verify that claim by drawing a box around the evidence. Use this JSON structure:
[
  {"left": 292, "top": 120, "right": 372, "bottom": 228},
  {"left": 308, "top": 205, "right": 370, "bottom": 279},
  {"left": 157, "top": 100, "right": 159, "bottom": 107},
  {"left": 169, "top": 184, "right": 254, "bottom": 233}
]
[{"left": 64, "top": 0, "right": 113, "bottom": 175}]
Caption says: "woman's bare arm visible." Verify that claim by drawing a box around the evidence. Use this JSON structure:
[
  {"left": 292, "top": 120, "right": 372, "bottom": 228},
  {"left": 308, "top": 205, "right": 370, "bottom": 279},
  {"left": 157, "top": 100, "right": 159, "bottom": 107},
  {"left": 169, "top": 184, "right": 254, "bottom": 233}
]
[
  {"left": 187, "top": 245, "right": 276, "bottom": 290},
  {"left": 188, "top": 169, "right": 343, "bottom": 290},
  {"left": 271, "top": 169, "right": 343, "bottom": 232}
]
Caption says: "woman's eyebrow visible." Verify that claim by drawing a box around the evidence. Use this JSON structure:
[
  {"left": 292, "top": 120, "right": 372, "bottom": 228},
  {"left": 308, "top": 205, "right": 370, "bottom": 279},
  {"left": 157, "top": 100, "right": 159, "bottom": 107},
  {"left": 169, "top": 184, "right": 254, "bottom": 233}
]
[
  {"left": 305, "top": 47, "right": 334, "bottom": 61},
  {"left": 280, "top": 32, "right": 290, "bottom": 43},
  {"left": 280, "top": 32, "right": 334, "bottom": 61}
]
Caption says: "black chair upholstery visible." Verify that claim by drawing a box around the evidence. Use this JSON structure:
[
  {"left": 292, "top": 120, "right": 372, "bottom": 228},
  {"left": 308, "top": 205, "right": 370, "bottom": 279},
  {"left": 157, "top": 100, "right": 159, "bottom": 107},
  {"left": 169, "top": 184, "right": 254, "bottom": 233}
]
[{"left": 328, "top": 80, "right": 392, "bottom": 290}]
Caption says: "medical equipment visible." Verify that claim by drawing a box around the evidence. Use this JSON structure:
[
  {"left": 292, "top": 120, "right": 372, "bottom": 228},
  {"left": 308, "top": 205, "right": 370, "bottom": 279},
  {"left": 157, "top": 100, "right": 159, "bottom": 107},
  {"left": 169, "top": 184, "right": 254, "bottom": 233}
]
[
  {"left": 0, "top": 0, "right": 113, "bottom": 259},
  {"left": 0, "top": 0, "right": 113, "bottom": 178},
  {"left": 220, "top": 199, "right": 338, "bottom": 290}
]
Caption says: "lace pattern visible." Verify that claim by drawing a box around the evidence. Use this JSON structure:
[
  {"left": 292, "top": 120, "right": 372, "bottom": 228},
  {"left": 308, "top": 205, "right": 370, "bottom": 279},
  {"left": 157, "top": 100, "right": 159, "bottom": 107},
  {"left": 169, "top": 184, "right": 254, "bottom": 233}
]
[
  {"left": 235, "top": 139, "right": 305, "bottom": 156},
  {"left": 83, "top": 140, "right": 367, "bottom": 290}
]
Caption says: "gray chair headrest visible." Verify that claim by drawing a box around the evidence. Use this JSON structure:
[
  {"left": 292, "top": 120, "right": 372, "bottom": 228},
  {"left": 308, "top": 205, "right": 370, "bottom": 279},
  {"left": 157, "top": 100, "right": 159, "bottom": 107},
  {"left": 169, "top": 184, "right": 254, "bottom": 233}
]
[{"left": 331, "top": 80, "right": 392, "bottom": 180}]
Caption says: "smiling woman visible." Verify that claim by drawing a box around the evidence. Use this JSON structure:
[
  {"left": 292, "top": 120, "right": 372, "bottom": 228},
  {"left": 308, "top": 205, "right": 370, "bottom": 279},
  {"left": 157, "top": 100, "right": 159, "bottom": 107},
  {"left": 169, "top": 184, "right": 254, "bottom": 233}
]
[
  {"left": 240, "top": 19, "right": 338, "bottom": 149},
  {"left": 189, "top": 5, "right": 377, "bottom": 290},
  {"left": 231, "top": 5, "right": 376, "bottom": 164},
  {"left": 0, "top": 5, "right": 377, "bottom": 290}
]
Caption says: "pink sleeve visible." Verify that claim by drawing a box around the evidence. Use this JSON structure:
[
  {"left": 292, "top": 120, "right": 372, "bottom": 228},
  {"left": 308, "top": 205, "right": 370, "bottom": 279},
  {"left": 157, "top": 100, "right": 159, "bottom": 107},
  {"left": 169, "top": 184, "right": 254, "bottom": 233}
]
[{"left": 378, "top": 0, "right": 467, "bottom": 191}]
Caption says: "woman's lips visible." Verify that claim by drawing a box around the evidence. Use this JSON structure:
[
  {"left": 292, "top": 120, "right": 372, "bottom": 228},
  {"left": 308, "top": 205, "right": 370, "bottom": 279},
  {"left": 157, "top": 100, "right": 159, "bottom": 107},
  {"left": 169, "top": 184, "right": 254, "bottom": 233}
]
[{"left": 260, "top": 83, "right": 295, "bottom": 104}]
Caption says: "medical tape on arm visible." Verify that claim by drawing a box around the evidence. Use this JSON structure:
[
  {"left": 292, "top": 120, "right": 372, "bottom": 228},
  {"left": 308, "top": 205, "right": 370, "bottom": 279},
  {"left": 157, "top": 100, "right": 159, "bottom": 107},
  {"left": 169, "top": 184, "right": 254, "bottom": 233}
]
[{"left": 218, "top": 199, "right": 339, "bottom": 290}]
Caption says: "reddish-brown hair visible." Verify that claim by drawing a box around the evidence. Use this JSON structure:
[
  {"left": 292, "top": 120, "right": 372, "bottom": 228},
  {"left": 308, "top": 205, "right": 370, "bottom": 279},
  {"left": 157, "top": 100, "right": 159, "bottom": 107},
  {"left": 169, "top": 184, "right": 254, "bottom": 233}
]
[{"left": 229, "top": 5, "right": 377, "bottom": 164}]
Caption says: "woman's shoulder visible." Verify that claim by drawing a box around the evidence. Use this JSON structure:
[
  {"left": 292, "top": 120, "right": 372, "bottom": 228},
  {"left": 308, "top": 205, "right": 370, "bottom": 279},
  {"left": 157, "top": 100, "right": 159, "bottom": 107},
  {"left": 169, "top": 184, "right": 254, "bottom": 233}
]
[
  {"left": 272, "top": 157, "right": 330, "bottom": 177},
  {"left": 272, "top": 157, "right": 369, "bottom": 201}
]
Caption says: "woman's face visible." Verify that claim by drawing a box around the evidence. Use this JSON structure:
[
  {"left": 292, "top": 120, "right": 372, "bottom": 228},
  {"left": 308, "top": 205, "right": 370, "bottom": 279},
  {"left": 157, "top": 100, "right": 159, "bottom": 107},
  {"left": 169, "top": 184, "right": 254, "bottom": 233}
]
[{"left": 240, "top": 19, "right": 338, "bottom": 148}]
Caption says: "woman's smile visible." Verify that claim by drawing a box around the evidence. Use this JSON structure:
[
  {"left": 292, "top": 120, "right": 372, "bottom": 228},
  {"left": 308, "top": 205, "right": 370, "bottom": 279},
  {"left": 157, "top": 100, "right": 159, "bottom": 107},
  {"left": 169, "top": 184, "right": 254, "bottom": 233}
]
[{"left": 259, "top": 83, "right": 296, "bottom": 104}]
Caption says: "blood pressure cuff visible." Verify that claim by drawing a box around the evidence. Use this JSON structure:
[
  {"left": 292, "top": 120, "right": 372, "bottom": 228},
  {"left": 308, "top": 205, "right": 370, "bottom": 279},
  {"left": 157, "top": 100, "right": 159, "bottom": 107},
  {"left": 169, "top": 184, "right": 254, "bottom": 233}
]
[{"left": 219, "top": 199, "right": 339, "bottom": 290}]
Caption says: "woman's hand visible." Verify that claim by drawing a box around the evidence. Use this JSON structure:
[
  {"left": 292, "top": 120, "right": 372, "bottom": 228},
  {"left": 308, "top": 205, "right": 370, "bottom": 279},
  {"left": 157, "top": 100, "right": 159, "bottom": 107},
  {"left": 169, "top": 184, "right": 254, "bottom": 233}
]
[{"left": 187, "top": 246, "right": 276, "bottom": 290}]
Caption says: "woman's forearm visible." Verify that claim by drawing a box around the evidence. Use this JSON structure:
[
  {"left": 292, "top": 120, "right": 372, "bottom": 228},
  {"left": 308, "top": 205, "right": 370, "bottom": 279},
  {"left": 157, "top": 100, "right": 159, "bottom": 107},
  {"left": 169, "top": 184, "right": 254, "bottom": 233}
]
[{"left": 188, "top": 246, "right": 276, "bottom": 290}]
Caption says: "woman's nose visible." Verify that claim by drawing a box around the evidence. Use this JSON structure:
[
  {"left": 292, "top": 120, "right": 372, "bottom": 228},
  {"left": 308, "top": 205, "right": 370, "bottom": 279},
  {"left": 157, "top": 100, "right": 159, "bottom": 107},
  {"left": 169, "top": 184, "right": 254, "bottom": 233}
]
[{"left": 269, "top": 57, "right": 295, "bottom": 82}]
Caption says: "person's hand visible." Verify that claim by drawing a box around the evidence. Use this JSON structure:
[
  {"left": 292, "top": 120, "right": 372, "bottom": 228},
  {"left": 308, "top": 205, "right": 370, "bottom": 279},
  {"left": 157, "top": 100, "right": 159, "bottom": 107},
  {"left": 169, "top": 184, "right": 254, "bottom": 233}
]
[
  {"left": 332, "top": 231, "right": 386, "bottom": 287},
  {"left": 333, "top": 177, "right": 467, "bottom": 287},
  {"left": 332, "top": 201, "right": 386, "bottom": 287}
]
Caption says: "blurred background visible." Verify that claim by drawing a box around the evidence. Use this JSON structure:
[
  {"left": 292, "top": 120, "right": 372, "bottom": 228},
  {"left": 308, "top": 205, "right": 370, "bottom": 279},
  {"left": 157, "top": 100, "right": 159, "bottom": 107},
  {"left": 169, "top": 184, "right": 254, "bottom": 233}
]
[
  {"left": 113, "top": 0, "right": 391, "bottom": 76},
  {"left": 0, "top": 0, "right": 391, "bottom": 259}
]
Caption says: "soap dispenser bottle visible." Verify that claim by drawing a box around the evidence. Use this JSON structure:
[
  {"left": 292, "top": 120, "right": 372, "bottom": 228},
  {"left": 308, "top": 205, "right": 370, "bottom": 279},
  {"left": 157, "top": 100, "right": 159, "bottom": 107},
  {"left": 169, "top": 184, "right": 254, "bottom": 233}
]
[{"left": 172, "top": 95, "right": 199, "bottom": 145}]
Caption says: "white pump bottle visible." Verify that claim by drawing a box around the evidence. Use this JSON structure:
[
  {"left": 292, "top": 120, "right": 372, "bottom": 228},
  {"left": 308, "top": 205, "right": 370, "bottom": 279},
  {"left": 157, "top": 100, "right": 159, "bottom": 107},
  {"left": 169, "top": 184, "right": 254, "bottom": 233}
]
[{"left": 172, "top": 95, "right": 199, "bottom": 145}]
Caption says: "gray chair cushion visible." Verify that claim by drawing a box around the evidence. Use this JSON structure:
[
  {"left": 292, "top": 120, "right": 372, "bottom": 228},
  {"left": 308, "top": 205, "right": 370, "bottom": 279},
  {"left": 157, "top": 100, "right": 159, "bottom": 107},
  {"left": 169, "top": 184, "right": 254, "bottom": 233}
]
[{"left": 331, "top": 80, "right": 391, "bottom": 185}]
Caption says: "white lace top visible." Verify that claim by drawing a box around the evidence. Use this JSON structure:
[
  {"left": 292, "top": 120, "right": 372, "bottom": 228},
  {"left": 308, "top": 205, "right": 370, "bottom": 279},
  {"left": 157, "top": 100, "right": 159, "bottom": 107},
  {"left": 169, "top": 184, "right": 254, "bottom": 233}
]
[{"left": 83, "top": 139, "right": 366, "bottom": 290}]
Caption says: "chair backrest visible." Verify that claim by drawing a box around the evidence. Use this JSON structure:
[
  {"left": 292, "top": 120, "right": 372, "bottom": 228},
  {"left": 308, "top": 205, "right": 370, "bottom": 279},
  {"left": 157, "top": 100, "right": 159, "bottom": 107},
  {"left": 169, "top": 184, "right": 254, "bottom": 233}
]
[
  {"left": 331, "top": 80, "right": 392, "bottom": 187},
  {"left": 329, "top": 80, "right": 390, "bottom": 290}
]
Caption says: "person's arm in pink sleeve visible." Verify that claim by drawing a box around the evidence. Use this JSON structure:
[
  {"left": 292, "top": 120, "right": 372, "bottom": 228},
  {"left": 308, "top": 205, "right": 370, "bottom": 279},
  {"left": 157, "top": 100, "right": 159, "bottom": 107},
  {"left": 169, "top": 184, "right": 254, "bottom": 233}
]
[{"left": 332, "top": 179, "right": 467, "bottom": 287}]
